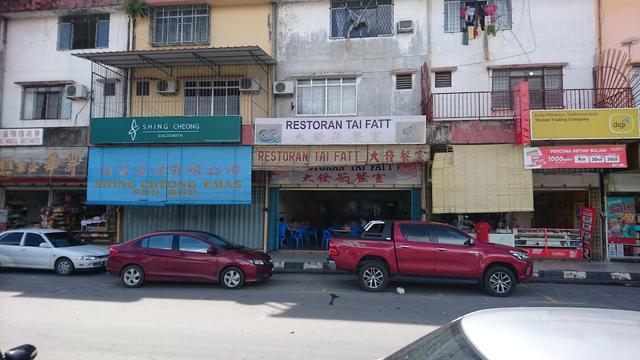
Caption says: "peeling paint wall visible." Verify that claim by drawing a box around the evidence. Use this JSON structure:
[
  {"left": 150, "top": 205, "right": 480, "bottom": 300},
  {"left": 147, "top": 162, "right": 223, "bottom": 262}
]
[
  {"left": 274, "top": 0, "right": 428, "bottom": 117},
  {"left": 426, "top": 120, "right": 514, "bottom": 145}
]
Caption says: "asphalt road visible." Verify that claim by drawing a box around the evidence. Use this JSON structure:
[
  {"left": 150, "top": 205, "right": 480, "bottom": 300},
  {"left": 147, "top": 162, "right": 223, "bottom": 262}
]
[{"left": 1, "top": 270, "right": 639, "bottom": 360}]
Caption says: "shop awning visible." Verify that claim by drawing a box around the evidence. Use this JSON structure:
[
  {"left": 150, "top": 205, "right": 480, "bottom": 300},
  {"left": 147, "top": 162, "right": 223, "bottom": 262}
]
[
  {"left": 73, "top": 46, "right": 275, "bottom": 68},
  {"left": 431, "top": 144, "right": 534, "bottom": 214}
]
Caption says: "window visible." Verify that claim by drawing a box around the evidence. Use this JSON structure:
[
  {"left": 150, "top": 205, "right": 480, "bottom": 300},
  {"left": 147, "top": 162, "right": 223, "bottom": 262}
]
[
  {"left": 136, "top": 81, "right": 150, "bottom": 96},
  {"left": 389, "top": 320, "right": 482, "bottom": 359},
  {"left": 491, "top": 67, "right": 563, "bottom": 109},
  {"left": 396, "top": 74, "right": 413, "bottom": 90},
  {"left": 58, "top": 14, "right": 109, "bottom": 50},
  {"left": 21, "top": 86, "right": 72, "bottom": 120},
  {"left": 331, "top": 0, "right": 393, "bottom": 39},
  {"left": 431, "top": 226, "right": 470, "bottom": 246},
  {"left": 184, "top": 80, "right": 240, "bottom": 116},
  {"left": 46, "top": 232, "right": 84, "bottom": 247},
  {"left": 0, "top": 232, "right": 23, "bottom": 246},
  {"left": 296, "top": 78, "right": 357, "bottom": 115},
  {"left": 104, "top": 82, "right": 116, "bottom": 97},
  {"left": 400, "top": 224, "right": 430, "bottom": 242},
  {"left": 147, "top": 235, "right": 174, "bottom": 250},
  {"left": 179, "top": 236, "right": 210, "bottom": 253},
  {"left": 633, "top": 66, "right": 640, "bottom": 108},
  {"left": 151, "top": 5, "right": 210, "bottom": 46},
  {"left": 444, "top": 0, "right": 512, "bottom": 33},
  {"left": 435, "top": 71, "right": 452, "bottom": 88},
  {"left": 24, "top": 233, "right": 46, "bottom": 247}
]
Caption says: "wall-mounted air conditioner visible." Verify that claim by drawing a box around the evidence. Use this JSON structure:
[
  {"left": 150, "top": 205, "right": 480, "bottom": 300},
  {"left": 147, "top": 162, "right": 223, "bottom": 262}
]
[
  {"left": 273, "top": 81, "right": 294, "bottom": 95},
  {"left": 240, "top": 77, "right": 260, "bottom": 92},
  {"left": 64, "top": 84, "right": 89, "bottom": 100},
  {"left": 156, "top": 79, "right": 179, "bottom": 94}
]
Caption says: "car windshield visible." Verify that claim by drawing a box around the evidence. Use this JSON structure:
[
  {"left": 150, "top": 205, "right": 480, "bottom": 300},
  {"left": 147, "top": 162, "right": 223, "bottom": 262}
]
[
  {"left": 385, "top": 320, "right": 482, "bottom": 360},
  {"left": 198, "top": 232, "right": 243, "bottom": 250},
  {"left": 46, "top": 232, "right": 85, "bottom": 248}
]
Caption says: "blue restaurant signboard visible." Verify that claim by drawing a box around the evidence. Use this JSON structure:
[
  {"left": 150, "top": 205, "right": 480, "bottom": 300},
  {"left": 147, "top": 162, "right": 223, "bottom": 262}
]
[{"left": 87, "top": 146, "right": 251, "bottom": 205}]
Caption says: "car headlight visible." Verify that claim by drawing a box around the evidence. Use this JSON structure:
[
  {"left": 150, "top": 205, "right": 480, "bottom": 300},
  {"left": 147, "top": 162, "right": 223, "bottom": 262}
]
[
  {"left": 510, "top": 250, "right": 529, "bottom": 261},
  {"left": 248, "top": 259, "right": 266, "bottom": 265},
  {"left": 77, "top": 255, "right": 97, "bottom": 260}
]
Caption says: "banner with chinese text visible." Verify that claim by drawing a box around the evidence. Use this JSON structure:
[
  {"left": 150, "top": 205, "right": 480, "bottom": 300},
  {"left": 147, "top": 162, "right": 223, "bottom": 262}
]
[
  {"left": 87, "top": 146, "right": 251, "bottom": 205},
  {"left": 0, "top": 147, "right": 87, "bottom": 178},
  {"left": 270, "top": 163, "right": 422, "bottom": 186},
  {"left": 0, "top": 128, "right": 43, "bottom": 146}
]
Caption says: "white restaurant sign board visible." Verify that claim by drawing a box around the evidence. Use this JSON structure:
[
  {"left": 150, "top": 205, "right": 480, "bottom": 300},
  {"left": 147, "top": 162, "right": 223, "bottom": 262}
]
[
  {"left": 254, "top": 116, "right": 426, "bottom": 145},
  {"left": 0, "top": 128, "right": 43, "bottom": 146},
  {"left": 271, "top": 163, "right": 422, "bottom": 185}
]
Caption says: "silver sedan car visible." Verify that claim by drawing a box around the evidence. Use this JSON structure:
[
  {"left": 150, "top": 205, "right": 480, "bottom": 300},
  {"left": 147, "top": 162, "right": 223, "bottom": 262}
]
[
  {"left": 0, "top": 229, "right": 108, "bottom": 275},
  {"left": 386, "top": 307, "right": 640, "bottom": 360}
]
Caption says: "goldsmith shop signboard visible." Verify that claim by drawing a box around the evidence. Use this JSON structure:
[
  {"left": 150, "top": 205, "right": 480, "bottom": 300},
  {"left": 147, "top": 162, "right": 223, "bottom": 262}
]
[{"left": 90, "top": 116, "right": 241, "bottom": 144}]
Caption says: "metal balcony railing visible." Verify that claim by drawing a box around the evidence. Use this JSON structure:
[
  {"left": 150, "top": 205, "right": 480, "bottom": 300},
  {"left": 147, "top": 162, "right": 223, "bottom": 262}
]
[{"left": 427, "top": 88, "right": 636, "bottom": 121}]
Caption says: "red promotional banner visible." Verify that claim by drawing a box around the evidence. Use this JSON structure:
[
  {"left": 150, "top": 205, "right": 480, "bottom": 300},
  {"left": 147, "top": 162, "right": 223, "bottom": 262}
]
[
  {"left": 513, "top": 82, "right": 530, "bottom": 145},
  {"left": 579, "top": 207, "right": 596, "bottom": 259},
  {"left": 524, "top": 145, "right": 627, "bottom": 169}
]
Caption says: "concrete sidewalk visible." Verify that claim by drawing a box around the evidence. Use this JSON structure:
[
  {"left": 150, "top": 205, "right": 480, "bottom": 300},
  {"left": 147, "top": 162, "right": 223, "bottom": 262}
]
[{"left": 269, "top": 251, "right": 640, "bottom": 285}]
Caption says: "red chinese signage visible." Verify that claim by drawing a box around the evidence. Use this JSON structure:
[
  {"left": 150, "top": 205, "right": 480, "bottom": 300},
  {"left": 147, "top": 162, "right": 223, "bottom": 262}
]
[
  {"left": 271, "top": 163, "right": 422, "bottom": 185},
  {"left": 513, "top": 82, "right": 530, "bottom": 145},
  {"left": 524, "top": 145, "right": 627, "bottom": 169},
  {"left": 579, "top": 206, "right": 596, "bottom": 259}
]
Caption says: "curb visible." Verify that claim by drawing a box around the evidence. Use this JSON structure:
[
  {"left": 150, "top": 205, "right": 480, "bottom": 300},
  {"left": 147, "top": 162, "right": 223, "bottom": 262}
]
[{"left": 272, "top": 261, "right": 640, "bottom": 285}]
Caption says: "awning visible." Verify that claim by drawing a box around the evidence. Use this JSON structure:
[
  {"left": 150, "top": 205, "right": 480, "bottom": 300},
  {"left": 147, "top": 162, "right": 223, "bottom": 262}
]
[
  {"left": 72, "top": 46, "right": 275, "bottom": 68},
  {"left": 431, "top": 144, "right": 534, "bottom": 214}
]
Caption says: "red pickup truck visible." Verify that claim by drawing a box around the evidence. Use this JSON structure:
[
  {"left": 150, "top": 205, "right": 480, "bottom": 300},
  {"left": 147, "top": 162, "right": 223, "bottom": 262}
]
[{"left": 328, "top": 220, "right": 533, "bottom": 296}]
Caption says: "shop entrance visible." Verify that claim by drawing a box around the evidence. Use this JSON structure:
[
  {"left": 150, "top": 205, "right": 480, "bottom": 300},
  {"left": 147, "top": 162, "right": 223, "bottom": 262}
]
[
  {"left": 533, "top": 190, "right": 589, "bottom": 229},
  {"left": 278, "top": 190, "right": 412, "bottom": 250},
  {"left": 5, "top": 190, "right": 49, "bottom": 229}
]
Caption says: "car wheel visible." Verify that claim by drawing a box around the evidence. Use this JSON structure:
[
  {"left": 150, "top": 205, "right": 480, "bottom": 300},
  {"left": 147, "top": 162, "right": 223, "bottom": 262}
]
[
  {"left": 221, "top": 267, "right": 245, "bottom": 289},
  {"left": 358, "top": 261, "right": 389, "bottom": 292},
  {"left": 55, "top": 258, "right": 74, "bottom": 276},
  {"left": 484, "top": 266, "right": 516, "bottom": 297},
  {"left": 121, "top": 265, "right": 145, "bottom": 288}
]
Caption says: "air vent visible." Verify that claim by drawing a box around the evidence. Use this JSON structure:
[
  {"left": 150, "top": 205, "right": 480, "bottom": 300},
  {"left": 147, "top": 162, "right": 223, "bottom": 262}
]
[
  {"left": 396, "top": 74, "right": 413, "bottom": 90},
  {"left": 435, "top": 72, "right": 452, "bottom": 88},
  {"left": 397, "top": 20, "right": 414, "bottom": 33}
]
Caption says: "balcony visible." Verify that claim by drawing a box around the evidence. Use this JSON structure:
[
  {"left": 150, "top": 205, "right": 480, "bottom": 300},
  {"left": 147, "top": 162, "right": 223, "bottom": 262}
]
[{"left": 427, "top": 88, "right": 636, "bottom": 121}]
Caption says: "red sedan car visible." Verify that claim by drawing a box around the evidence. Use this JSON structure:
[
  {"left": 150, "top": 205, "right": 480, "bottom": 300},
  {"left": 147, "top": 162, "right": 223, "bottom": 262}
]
[{"left": 107, "top": 230, "right": 273, "bottom": 289}]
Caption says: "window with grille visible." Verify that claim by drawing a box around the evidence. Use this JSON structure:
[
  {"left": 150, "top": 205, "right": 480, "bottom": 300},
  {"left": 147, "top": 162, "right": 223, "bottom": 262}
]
[
  {"left": 184, "top": 80, "right": 240, "bottom": 116},
  {"left": 444, "top": 0, "right": 512, "bottom": 33},
  {"left": 136, "top": 81, "right": 149, "bottom": 96},
  {"left": 633, "top": 66, "right": 640, "bottom": 108},
  {"left": 396, "top": 74, "right": 413, "bottom": 90},
  {"left": 331, "top": 0, "right": 394, "bottom": 39},
  {"left": 435, "top": 72, "right": 452, "bottom": 88},
  {"left": 21, "top": 85, "right": 72, "bottom": 120},
  {"left": 104, "top": 82, "right": 116, "bottom": 96},
  {"left": 296, "top": 78, "right": 357, "bottom": 116},
  {"left": 151, "top": 5, "right": 210, "bottom": 46},
  {"left": 58, "top": 14, "right": 109, "bottom": 50},
  {"left": 491, "top": 67, "right": 563, "bottom": 110}
]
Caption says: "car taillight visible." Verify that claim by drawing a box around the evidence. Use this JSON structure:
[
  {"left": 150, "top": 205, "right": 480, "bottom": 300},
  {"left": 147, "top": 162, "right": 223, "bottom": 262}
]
[
  {"left": 329, "top": 241, "right": 338, "bottom": 257},
  {"left": 109, "top": 247, "right": 119, "bottom": 256}
]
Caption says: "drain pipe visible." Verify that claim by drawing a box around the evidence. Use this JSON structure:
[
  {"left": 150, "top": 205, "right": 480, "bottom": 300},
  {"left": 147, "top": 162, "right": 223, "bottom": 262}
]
[{"left": 0, "top": 17, "right": 8, "bottom": 123}]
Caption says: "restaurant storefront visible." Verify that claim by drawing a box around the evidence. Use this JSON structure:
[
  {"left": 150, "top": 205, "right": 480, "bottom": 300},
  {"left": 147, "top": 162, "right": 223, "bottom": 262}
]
[{"left": 253, "top": 116, "right": 429, "bottom": 251}]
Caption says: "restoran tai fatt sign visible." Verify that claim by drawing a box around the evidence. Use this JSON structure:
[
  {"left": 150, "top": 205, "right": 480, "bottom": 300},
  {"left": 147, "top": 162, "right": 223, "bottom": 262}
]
[{"left": 254, "top": 116, "right": 426, "bottom": 145}]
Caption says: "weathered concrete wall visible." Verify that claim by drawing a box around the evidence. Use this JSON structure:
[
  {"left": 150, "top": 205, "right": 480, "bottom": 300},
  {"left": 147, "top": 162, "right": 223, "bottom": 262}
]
[
  {"left": 274, "top": 0, "right": 428, "bottom": 117},
  {"left": 43, "top": 127, "right": 87, "bottom": 146},
  {"left": 427, "top": 120, "right": 514, "bottom": 145}
]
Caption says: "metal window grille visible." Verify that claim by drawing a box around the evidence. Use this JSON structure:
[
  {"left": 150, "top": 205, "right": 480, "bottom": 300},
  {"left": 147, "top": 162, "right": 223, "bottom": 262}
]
[
  {"left": 21, "top": 86, "right": 72, "bottom": 120},
  {"left": 444, "top": 0, "right": 511, "bottom": 33},
  {"left": 57, "top": 14, "right": 109, "bottom": 50},
  {"left": 104, "top": 82, "right": 116, "bottom": 96},
  {"left": 296, "top": 78, "right": 357, "bottom": 116},
  {"left": 330, "top": 0, "right": 394, "bottom": 39},
  {"left": 396, "top": 74, "right": 413, "bottom": 90},
  {"left": 491, "top": 67, "right": 563, "bottom": 109},
  {"left": 444, "top": 0, "right": 462, "bottom": 33},
  {"left": 632, "top": 66, "right": 640, "bottom": 107},
  {"left": 184, "top": 80, "right": 240, "bottom": 116},
  {"left": 151, "top": 5, "right": 210, "bottom": 46},
  {"left": 434, "top": 72, "right": 452, "bottom": 88},
  {"left": 136, "top": 81, "right": 149, "bottom": 96}
]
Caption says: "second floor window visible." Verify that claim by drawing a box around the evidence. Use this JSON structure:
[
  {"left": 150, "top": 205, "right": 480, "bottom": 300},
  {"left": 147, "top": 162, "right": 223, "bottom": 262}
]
[
  {"left": 296, "top": 78, "right": 357, "bottom": 116},
  {"left": 184, "top": 80, "right": 240, "bottom": 116},
  {"left": 331, "top": 0, "right": 394, "bottom": 39},
  {"left": 444, "top": 0, "right": 512, "bottom": 33},
  {"left": 58, "top": 14, "right": 109, "bottom": 50},
  {"left": 151, "top": 5, "right": 210, "bottom": 46},
  {"left": 491, "top": 67, "right": 563, "bottom": 110},
  {"left": 21, "top": 85, "right": 72, "bottom": 120}
]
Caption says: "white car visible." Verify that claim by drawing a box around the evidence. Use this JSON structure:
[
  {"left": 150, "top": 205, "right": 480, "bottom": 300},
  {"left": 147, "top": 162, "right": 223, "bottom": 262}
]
[
  {"left": 386, "top": 307, "right": 640, "bottom": 360},
  {"left": 0, "top": 229, "right": 108, "bottom": 276}
]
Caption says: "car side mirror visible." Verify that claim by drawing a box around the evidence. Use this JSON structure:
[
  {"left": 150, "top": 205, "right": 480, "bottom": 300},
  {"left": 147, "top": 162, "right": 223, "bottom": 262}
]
[
  {"left": 207, "top": 247, "right": 217, "bottom": 255},
  {"left": 465, "top": 239, "right": 475, "bottom": 246},
  {"left": 39, "top": 242, "right": 51, "bottom": 248}
]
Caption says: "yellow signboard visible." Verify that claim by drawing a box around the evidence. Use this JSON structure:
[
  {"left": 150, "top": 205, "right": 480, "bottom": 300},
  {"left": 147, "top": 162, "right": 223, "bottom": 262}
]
[{"left": 530, "top": 108, "right": 640, "bottom": 140}]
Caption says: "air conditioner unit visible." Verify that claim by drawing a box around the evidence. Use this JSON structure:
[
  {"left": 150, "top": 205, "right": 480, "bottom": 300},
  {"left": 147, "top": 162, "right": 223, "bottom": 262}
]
[
  {"left": 397, "top": 20, "right": 414, "bottom": 34},
  {"left": 273, "top": 81, "right": 294, "bottom": 95},
  {"left": 64, "top": 84, "right": 89, "bottom": 100},
  {"left": 156, "top": 79, "right": 178, "bottom": 94},
  {"left": 239, "top": 77, "right": 260, "bottom": 92}
]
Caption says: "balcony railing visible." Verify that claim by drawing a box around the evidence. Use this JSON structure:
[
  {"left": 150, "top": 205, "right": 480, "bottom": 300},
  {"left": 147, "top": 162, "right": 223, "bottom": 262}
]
[{"left": 427, "top": 88, "right": 636, "bottom": 121}]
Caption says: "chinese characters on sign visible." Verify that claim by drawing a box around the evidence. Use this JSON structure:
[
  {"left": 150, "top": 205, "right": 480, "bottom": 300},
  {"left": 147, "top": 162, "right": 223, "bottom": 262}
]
[
  {"left": 579, "top": 206, "right": 596, "bottom": 259},
  {"left": 0, "top": 128, "right": 43, "bottom": 146},
  {"left": 253, "top": 145, "right": 429, "bottom": 169},
  {"left": 271, "top": 163, "right": 422, "bottom": 185},
  {"left": 523, "top": 146, "right": 627, "bottom": 169},
  {"left": 0, "top": 147, "right": 87, "bottom": 178}
]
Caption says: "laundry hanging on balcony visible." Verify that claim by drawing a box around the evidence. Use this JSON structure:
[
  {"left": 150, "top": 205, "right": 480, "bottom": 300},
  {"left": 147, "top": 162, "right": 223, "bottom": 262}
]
[{"left": 459, "top": 2, "right": 499, "bottom": 45}]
